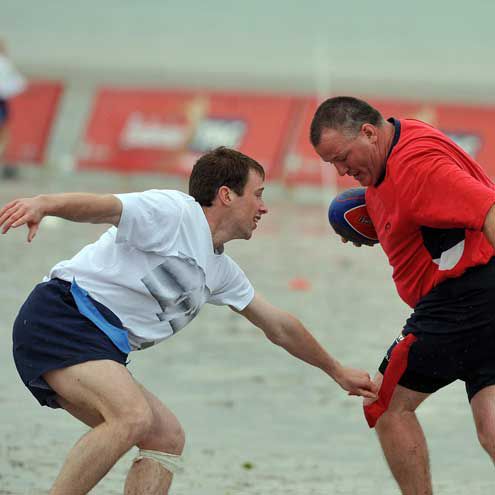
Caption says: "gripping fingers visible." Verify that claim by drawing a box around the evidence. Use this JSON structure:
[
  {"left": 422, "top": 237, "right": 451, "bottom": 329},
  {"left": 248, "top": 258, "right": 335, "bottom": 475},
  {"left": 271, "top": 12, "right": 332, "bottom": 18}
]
[
  {"left": 360, "top": 388, "right": 378, "bottom": 399},
  {"left": 340, "top": 237, "right": 362, "bottom": 248},
  {"left": 348, "top": 388, "right": 377, "bottom": 399}
]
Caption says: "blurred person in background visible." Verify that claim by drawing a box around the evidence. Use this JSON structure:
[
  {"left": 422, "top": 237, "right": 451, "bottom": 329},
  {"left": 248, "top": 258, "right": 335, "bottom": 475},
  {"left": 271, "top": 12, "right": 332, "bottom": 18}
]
[
  {"left": 0, "top": 147, "right": 377, "bottom": 495},
  {"left": 0, "top": 38, "right": 27, "bottom": 179},
  {"left": 311, "top": 96, "right": 495, "bottom": 495}
]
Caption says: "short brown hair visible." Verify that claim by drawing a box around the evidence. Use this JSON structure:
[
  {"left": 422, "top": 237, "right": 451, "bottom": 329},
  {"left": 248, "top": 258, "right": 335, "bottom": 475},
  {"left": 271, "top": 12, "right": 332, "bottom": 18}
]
[{"left": 189, "top": 147, "right": 265, "bottom": 206}]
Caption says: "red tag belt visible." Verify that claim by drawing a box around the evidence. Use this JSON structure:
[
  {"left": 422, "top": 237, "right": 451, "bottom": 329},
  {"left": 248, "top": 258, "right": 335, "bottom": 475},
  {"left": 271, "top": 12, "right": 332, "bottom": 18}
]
[{"left": 364, "top": 333, "right": 418, "bottom": 428}]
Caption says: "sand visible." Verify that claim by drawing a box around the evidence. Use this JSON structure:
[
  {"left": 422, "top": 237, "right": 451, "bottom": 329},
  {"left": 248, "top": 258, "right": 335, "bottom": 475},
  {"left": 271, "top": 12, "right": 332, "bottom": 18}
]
[{"left": 0, "top": 173, "right": 493, "bottom": 494}]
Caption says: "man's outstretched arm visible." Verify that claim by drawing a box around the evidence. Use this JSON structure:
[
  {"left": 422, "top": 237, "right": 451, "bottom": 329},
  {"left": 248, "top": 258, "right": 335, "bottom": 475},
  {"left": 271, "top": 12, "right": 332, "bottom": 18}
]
[
  {"left": 236, "top": 293, "right": 378, "bottom": 399},
  {"left": 0, "top": 193, "right": 122, "bottom": 242}
]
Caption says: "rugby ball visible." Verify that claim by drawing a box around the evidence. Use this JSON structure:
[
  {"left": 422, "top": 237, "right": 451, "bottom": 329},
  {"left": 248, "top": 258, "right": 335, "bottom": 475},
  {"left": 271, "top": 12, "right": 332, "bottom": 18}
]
[{"left": 328, "top": 188, "right": 379, "bottom": 246}]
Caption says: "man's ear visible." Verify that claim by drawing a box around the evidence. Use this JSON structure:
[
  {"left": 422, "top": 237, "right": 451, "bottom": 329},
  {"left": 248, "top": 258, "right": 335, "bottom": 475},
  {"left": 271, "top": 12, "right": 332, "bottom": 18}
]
[
  {"left": 217, "top": 185, "right": 233, "bottom": 206},
  {"left": 361, "top": 123, "right": 378, "bottom": 144}
]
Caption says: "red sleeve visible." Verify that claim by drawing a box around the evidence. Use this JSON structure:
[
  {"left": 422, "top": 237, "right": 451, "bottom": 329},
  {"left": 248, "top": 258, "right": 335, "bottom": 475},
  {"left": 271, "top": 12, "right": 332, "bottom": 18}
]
[{"left": 398, "top": 152, "right": 495, "bottom": 231}]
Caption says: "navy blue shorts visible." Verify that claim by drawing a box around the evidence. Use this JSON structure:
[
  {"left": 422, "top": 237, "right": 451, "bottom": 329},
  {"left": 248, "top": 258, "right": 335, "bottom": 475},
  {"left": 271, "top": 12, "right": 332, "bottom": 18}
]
[
  {"left": 379, "top": 258, "right": 495, "bottom": 401},
  {"left": 13, "top": 278, "right": 128, "bottom": 408}
]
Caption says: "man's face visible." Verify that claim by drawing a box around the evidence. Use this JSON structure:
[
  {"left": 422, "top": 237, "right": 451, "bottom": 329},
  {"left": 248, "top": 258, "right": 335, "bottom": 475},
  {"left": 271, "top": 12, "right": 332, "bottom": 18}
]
[
  {"left": 314, "top": 126, "right": 385, "bottom": 187},
  {"left": 230, "top": 170, "right": 268, "bottom": 240}
]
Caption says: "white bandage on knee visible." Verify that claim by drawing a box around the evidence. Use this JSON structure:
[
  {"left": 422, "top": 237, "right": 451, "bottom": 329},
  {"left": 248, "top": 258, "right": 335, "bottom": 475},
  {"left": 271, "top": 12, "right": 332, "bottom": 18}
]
[{"left": 134, "top": 449, "right": 184, "bottom": 474}]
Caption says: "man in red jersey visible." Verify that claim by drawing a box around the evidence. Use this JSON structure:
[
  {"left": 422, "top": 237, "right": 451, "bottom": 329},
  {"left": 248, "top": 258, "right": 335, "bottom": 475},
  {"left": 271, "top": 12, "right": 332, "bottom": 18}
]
[{"left": 310, "top": 96, "right": 495, "bottom": 495}]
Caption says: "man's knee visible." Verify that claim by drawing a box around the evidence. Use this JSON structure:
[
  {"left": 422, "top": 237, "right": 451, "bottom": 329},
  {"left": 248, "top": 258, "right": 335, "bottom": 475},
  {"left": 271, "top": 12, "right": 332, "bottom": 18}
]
[
  {"left": 363, "top": 382, "right": 429, "bottom": 428},
  {"left": 138, "top": 412, "right": 185, "bottom": 455},
  {"left": 374, "top": 408, "right": 414, "bottom": 431},
  {"left": 167, "top": 421, "right": 186, "bottom": 454},
  {"left": 471, "top": 385, "right": 495, "bottom": 458},
  {"left": 117, "top": 401, "right": 155, "bottom": 445},
  {"left": 476, "top": 422, "right": 495, "bottom": 456}
]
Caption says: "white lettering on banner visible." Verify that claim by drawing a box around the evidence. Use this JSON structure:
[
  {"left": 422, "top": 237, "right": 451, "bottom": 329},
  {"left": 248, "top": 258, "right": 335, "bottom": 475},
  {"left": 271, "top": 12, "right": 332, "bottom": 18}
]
[
  {"left": 78, "top": 142, "right": 111, "bottom": 161},
  {"left": 120, "top": 113, "right": 188, "bottom": 149},
  {"left": 188, "top": 118, "right": 246, "bottom": 152}
]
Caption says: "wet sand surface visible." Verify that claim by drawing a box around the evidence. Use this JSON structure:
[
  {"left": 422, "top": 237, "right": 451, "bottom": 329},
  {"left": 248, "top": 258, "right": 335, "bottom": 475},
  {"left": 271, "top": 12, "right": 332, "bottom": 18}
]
[{"left": 0, "top": 173, "right": 493, "bottom": 494}]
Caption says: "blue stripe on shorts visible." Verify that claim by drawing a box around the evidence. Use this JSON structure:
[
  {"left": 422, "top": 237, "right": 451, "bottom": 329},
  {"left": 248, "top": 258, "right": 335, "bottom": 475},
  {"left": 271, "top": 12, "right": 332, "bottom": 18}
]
[{"left": 70, "top": 279, "right": 131, "bottom": 354}]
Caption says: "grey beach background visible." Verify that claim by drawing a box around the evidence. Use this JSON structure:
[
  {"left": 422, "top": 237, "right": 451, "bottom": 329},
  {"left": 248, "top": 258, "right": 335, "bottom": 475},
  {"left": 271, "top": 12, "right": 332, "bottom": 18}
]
[{"left": 1, "top": 1, "right": 495, "bottom": 493}]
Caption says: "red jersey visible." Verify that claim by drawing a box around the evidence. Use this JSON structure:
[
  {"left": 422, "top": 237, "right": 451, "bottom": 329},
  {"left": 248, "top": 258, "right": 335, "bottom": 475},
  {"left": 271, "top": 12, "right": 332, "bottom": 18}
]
[{"left": 366, "top": 118, "right": 495, "bottom": 308}]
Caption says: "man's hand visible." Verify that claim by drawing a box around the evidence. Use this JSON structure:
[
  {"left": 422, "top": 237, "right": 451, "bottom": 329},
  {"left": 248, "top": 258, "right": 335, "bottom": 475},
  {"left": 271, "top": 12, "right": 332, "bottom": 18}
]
[
  {"left": 238, "top": 294, "right": 379, "bottom": 400},
  {"left": 0, "top": 196, "right": 45, "bottom": 242},
  {"left": 341, "top": 237, "right": 363, "bottom": 248},
  {"left": 333, "top": 365, "right": 379, "bottom": 399}
]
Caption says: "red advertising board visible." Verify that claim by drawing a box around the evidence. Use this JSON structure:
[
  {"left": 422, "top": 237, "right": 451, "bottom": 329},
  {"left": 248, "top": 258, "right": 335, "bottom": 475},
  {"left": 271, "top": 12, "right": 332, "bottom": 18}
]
[
  {"left": 4, "top": 81, "right": 63, "bottom": 164},
  {"left": 285, "top": 97, "right": 495, "bottom": 188},
  {"left": 78, "top": 88, "right": 299, "bottom": 179}
]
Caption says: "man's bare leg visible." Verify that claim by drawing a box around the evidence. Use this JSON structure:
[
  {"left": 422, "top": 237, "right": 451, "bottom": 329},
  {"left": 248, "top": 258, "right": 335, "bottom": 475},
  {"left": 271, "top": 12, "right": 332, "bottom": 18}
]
[
  {"left": 471, "top": 384, "right": 495, "bottom": 464},
  {"left": 365, "top": 373, "right": 432, "bottom": 495},
  {"left": 55, "top": 378, "right": 185, "bottom": 495},
  {"left": 125, "top": 458, "right": 173, "bottom": 494},
  {"left": 124, "top": 385, "right": 185, "bottom": 495},
  {"left": 44, "top": 360, "right": 155, "bottom": 495}
]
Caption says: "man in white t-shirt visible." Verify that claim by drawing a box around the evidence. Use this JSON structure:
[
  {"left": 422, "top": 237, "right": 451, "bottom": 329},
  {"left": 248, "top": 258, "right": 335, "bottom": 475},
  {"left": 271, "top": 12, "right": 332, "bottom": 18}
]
[{"left": 0, "top": 147, "right": 377, "bottom": 495}]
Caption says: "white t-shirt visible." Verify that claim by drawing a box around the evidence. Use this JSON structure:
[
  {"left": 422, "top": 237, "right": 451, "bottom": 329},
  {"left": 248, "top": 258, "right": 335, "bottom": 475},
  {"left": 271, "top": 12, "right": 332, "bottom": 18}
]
[{"left": 48, "top": 190, "right": 255, "bottom": 350}]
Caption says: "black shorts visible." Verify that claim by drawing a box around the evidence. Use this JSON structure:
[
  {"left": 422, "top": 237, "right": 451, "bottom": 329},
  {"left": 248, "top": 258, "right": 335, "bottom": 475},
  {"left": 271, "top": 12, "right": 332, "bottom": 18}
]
[
  {"left": 379, "top": 259, "right": 495, "bottom": 401},
  {"left": 12, "top": 278, "right": 128, "bottom": 408}
]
